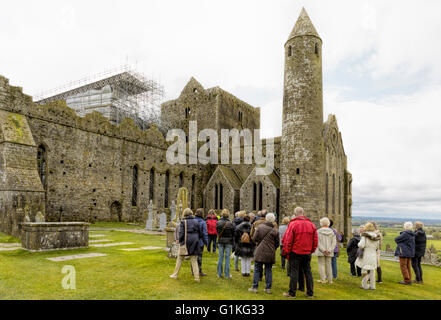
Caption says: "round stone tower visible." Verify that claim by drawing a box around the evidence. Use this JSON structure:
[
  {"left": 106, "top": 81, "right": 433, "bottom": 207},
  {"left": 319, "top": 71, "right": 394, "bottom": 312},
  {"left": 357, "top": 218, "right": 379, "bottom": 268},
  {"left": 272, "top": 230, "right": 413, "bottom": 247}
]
[{"left": 280, "top": 8, "right": 325, "bottom": 223}]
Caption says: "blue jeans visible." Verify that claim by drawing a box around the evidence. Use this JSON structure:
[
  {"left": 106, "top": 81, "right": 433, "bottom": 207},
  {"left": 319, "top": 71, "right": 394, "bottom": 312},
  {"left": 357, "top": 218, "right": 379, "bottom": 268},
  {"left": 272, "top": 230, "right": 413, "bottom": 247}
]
[
  {"left": 217, "top": 243, "right": 232, "bottom": 278},
  {"left": 252, "top": 262, "right": 272, "bottom": 289},
  {"left": 208, "top": 235, "right": 217, "bottom": 252},
  {"left": 332, "top": 252, "right": 338, "bottom": 279},
  {"left": 234, "top": 255, "right": 240, "bottom": 270}
]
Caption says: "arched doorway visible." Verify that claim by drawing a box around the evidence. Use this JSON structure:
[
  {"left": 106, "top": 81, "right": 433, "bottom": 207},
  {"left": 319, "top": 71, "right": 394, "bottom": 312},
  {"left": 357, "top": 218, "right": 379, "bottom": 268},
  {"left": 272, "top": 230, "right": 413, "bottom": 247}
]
[{"left": 110, "top": 201, "right": 122, "bottom": 222}]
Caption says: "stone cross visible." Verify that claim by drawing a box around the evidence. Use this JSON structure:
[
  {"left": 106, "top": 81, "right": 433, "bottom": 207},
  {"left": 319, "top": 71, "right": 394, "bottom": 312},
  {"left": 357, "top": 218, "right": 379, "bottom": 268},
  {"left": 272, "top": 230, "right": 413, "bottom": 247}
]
[
  {"left": 145, "top": 200, "right": 154, "bottom": 231},
  {"left": 35, "top": 212, "right": 45, "bottom": 222}
]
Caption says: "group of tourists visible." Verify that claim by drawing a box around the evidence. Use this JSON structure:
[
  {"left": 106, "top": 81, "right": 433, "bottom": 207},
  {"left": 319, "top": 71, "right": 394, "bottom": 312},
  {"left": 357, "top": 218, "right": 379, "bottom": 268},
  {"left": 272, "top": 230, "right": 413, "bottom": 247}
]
[
  {"left": 346, "top": 220, "right": 427, "bottom": 289},
  {"left": 169, "top": 206, "right": 428, "bottom": 297}
]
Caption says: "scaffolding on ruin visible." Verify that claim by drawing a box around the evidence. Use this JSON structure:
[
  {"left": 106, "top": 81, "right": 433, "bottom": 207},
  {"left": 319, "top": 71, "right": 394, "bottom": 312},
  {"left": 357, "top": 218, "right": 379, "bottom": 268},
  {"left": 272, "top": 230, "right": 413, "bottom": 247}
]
[{"left": 34, "top": 65, "right": 165, "bottom": 129}]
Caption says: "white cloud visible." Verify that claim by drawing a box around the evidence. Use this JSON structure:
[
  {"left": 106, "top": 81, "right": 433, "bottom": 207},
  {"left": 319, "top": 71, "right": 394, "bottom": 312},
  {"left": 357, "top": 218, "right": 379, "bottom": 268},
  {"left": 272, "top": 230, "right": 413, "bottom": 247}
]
[{"left": 324, "top": 85, "right": 441, "bottom": 219}]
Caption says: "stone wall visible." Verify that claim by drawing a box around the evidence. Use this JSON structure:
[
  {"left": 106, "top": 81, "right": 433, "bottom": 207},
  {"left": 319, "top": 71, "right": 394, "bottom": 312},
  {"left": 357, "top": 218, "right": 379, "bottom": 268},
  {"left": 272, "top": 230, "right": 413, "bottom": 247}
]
[
  {"left": 0, "top": 75, "right": 206, "bottom": 231},
  {"left": 324, "top": 115, "right": 350, "bottom": 234},
  {"left": 161, "top": 77, "right": 260, "bottom": 138},
  {"left": 0, "top": 9, "right": 352, "bottom": 234},
  {"left": 240, "top": 167, "right": 279, "bottom": 216},
  {"left": 0, "top": 100, "right": 45, "bottom": 237},
  {"left": 203, "top": 166, "right": 239, "bottom": 216}
]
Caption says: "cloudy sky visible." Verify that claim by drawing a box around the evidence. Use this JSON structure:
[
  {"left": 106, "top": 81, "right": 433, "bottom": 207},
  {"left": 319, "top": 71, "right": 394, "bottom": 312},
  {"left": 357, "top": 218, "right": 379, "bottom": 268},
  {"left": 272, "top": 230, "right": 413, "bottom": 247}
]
[{"left": 1, "top": 0, "right": 440, "bottom": 219}]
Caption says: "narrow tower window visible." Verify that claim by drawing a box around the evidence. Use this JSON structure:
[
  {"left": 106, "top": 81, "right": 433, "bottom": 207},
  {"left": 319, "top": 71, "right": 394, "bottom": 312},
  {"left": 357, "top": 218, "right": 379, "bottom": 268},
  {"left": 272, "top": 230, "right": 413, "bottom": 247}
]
[
  {"left": 288, "top": 45, "right": 292, "bottom": 57},
  {"left": 315, "top": 43, "right": 319, "bottom": 56},
  {"left": 132, "top": 165, "right": 139, "bottom": 207}
]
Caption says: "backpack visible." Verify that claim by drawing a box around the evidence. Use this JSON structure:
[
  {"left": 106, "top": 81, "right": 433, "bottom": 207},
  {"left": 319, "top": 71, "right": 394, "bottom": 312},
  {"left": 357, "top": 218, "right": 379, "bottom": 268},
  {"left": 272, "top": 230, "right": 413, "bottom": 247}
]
[{"left": 241, "top": 232, "right": 250, "bottom": 244}]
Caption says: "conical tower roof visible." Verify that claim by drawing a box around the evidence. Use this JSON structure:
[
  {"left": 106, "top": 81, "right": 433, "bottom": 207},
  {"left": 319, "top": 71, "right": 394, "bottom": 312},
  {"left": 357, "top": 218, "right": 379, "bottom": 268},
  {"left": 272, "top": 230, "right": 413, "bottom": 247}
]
[{"left": 287, "top": 8, "right": 320, "bottom": 42}]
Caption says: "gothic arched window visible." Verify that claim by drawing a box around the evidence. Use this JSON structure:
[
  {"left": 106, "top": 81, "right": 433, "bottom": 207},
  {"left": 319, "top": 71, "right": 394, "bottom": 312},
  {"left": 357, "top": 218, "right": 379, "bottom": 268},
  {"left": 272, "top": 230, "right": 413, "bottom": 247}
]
[
  {"left": 164, "top": 170, "right": 170, "bottom": 208},
  {"left": 132, "top": 165, "right": 139, "bottom": 207},
  {"left": 191, "top": 174, "right": 196, "bottom": 209},
  {"left": 325, "top": 174, "right": 329, "bottom": 214},
  {"left": 258, "top": 182, "right": 263, "bottom": 211},
  {"left": 339, "top": 176, "right": 341, "bottom": 215},
  {"left": 219, "top": 183, "right": 224, "bottom": 210},
  {"left": 253, "top": 182, "right": 257, "bottom": 211},
  {"left": 215, "top": 184, "right": 219, "bottom": 210},
  {"left": 149, "top": 168, "right": 155, "bottom": 204},
  {"left": 332, "top": 174, "right": 336, "bottom": 214}
]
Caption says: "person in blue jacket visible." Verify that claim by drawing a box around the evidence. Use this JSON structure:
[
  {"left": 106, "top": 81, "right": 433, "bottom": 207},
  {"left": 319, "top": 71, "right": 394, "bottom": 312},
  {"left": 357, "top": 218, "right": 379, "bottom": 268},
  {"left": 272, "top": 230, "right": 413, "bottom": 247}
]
[
  {"left": 170, "top": 208, "right": 203, "bottom": 282},
  {"left": 412, "top": 221, "right": 427, "bottom": 284},
  {"left": 195, "top": 208, "right": 209, "bottom": 277},
  {"left": 394, "top": 221, "right": 416, "bottom": 285}
]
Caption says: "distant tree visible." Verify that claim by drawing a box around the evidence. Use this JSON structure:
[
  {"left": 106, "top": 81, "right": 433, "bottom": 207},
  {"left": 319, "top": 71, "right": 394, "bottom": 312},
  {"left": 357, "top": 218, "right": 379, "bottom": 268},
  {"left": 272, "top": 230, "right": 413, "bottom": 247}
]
[
  {"left": 433, "top": 232, "right": 441, "bottom": 240},
  {"left": 381, "top": 230, "right": 387, "bottom": 237},
  {"left": 429, "top": 244, "right": 438, "bottom": 254}
]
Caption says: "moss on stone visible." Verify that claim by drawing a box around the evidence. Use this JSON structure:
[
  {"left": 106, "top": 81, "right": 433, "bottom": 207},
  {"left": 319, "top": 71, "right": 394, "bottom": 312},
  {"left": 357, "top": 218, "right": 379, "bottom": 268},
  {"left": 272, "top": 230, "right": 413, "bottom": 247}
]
[{"left": 8, "top": 113, "right": 24, "bottom": 139}]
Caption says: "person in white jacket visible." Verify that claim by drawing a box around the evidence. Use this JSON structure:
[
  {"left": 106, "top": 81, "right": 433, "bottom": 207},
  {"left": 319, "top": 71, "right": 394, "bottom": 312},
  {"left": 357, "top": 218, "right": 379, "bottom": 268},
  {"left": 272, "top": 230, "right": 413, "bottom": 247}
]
[
  {"left": 314, "top": 217, "right": 337, "bottom": 284},
  {"left": 355, "top": 222, "right": 381, "bottom": 290}
]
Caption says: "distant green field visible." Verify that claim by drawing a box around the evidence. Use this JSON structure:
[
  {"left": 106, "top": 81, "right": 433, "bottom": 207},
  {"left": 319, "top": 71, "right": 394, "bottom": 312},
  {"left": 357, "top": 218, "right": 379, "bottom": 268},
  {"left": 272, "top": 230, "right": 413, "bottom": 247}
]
[
  {"left": 379, "top": 227, "right": 441, "bottom": 254},
  {"left": 1, "top": 224, "right": 441, "bottom": 300}
]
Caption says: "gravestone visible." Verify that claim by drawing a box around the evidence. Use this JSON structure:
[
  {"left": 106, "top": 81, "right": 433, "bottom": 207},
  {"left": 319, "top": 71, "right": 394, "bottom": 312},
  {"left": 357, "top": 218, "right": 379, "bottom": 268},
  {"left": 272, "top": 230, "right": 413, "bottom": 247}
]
[
  {"left": 159, "top": 212, "right": 167, "bottom": 231},
  {"left": 24, "top": 215, "right": 31, "bottom": 223},
  {"left": 170, "top": 201, "right": 177, "bottom": 222},
  {"left": 145, "top": 200, "right": 154, "bottom": 231},
  {"left": 21, "top": 222, "right": 89, "bottom": 252}
]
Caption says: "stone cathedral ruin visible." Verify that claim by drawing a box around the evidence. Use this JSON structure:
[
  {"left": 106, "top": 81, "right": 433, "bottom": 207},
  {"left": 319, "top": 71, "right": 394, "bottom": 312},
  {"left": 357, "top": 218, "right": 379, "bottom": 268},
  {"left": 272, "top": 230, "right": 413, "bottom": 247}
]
[{"left": 0, "top": 9, "right": 352, "bottom": 243}]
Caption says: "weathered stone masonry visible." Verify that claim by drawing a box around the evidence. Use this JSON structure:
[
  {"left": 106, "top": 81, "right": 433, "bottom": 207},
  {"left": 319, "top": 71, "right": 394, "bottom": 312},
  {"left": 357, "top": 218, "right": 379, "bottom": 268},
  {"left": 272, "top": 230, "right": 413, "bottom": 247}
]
[
  {"left": 0, "top": 77, "right": 207, "bottom": 237},
  {"left": 0, "top": 8, "right": 352, "bottom": 238}
]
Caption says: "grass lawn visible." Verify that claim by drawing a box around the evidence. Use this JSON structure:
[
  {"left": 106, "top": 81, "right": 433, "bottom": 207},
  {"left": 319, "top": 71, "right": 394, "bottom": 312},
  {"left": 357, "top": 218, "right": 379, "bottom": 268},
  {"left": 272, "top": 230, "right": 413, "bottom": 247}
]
[
  {"left": 1, "top": 225, "right": 441, "bottom": 300},
  {"left": 89, "top": 222, "right": 145, "bottom": 230}
]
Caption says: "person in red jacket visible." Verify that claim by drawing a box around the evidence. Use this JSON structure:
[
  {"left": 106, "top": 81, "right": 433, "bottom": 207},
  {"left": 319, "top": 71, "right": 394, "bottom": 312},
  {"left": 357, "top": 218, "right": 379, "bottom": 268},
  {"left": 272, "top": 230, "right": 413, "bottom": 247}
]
[
  {"left": 282, "top": 207, "right": 318, "bottom": 299},
  {"left": 206, "top": 209, "right": 218, "bottom": 253}
]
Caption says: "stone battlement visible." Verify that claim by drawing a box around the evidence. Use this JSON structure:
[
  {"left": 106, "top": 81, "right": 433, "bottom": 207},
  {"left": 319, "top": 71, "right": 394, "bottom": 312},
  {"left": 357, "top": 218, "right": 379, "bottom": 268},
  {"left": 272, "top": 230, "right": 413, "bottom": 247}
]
[{"left": 0, "top": 75, "right": 168, "bottom": 151}]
